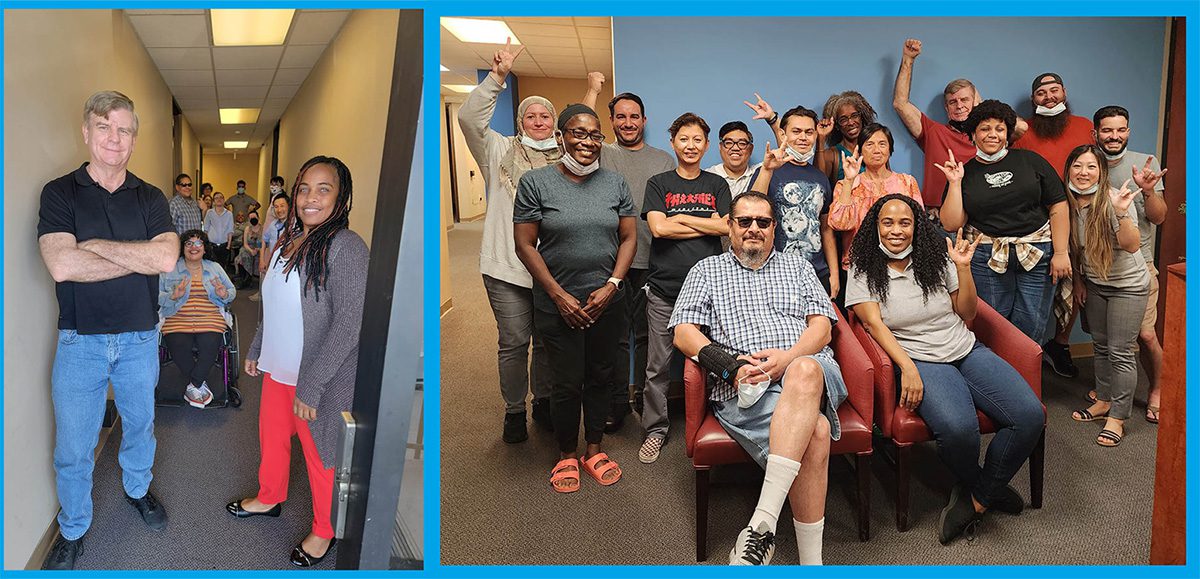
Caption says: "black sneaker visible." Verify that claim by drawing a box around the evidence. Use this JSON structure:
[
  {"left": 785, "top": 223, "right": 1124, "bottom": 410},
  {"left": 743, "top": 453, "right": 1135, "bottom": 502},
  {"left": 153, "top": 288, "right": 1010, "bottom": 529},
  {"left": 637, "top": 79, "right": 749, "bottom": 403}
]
[
  {"left": 938, "top": 484, "right": 982, "bottom": 545},
  {"left": 729, "top": 522, "right": 775, "bottom": 565},
  {"left": 41, "top": 534, "right": 82, "bottom": 570},
  {"left": 126, "top": 490, "right": 168, "bottom": 531},
  {"left": 1042, "top": 340, "right": 1078, "bottom": 378},
  {"left": 990, "top": 484, "right": 1025, "bottom": 515},
  {"left": 531, "top": 398, "right": 553, "bottom": 432},
  {"left": 604, "top": 401, "right": 630, "bottom": 434},
  {"left": 502, "top": 411, "right": 528, "bottom": 443}
]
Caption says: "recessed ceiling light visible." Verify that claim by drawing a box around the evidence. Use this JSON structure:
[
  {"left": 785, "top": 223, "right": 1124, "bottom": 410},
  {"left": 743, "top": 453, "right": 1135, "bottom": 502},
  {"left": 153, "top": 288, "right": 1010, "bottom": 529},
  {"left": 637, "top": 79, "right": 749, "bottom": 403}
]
[
  {"left": 443, "top": 84, "right": 477, "bottom": 93},
  {"left": 441, "top": 17, "right": 520, "bottom": 45},
  {"left": 219, "top": 108, "right": 260, "bottom": 124},
  {"left": 224, "top": 141, "right": 250, "bottom": 149},
  {"left": 440, "top": 64, "right": 449, "bottom": 72},
  {"left": 211, "top": 9, "right": 295, "bottom": 46}
]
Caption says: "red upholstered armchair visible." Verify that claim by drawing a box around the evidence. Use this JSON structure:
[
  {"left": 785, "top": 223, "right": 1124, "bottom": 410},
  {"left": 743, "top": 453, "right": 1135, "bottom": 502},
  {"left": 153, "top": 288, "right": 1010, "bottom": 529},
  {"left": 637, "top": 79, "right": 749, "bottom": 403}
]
[
  {"left": 683, "top": 306, "right": 874, "bottom": 562},
  {"left": 847, "top": 297, "right": 1045, "bottom": 532}
]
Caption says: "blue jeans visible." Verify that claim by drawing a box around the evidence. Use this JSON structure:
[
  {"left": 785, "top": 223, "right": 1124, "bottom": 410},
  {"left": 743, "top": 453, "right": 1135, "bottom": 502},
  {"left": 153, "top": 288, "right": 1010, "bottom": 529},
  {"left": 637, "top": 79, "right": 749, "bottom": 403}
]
[
  {"left": 51, "top": 329, "right": 159, "bottom": 540},
  {"left": 971, "top": 241, "right": 1055, "bottom": 343},
  {"left": 910, "top": 342, "right": 1044, "bottom": 507}
]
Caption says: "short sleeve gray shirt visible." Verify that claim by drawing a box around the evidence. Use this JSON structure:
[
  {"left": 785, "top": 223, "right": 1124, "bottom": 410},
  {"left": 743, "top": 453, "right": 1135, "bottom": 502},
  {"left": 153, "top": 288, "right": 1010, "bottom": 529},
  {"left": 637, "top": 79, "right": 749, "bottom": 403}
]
[
  {"left": 1107, "top": 150, "right": 1163, "bottom": 264},
  {"left": 600, "top": 142, "right": 677, "bottom": 269},
  {"left": 1074, "top": 203, "right": 1149, "bottom": 290},
  {"left": 844, "top": 259, "right": 976, "bottom": 363}
]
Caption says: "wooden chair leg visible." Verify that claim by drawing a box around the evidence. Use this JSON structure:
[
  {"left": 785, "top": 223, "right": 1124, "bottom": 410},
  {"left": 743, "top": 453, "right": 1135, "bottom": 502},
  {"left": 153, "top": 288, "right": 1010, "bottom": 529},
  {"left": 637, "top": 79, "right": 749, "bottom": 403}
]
[
  {"left": 896, "top": 444, "right": 911, "bottom": 532},
  {"left": 1030, "top": 430, "right": 1045, "bottom": 509},
  {"left": 856, "top": 452, "right": 871, "bottom": 541},
  {"left": 695, "top": 467, "right": 710, "bottom": 562}
]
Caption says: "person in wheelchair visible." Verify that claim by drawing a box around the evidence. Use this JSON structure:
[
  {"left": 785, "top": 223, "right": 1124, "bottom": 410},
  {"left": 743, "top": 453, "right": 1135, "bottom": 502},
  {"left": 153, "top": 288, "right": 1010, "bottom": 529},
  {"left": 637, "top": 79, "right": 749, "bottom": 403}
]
[
  {"left": 159, "top": 229, "right": 236, "bottom": 408},
  {"left": 844, "top": 194, "right": 1044, "bottom": 545}
]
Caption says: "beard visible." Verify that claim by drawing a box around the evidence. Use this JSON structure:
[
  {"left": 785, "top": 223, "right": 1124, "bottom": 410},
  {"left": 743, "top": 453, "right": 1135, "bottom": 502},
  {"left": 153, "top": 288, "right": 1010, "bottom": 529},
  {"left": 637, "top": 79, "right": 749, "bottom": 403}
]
[
  {"left": 735, "top": 243, "right": 769, "bottom": 269},
  {"left": 1029, "top": 101, "right": 1072, "bottom": 139},
  {"left": 1102, "top": 138, "right": 1129, "bottom": 157},
  {"left": 616, "top": 128, "right": 644, "bottom": 148}
]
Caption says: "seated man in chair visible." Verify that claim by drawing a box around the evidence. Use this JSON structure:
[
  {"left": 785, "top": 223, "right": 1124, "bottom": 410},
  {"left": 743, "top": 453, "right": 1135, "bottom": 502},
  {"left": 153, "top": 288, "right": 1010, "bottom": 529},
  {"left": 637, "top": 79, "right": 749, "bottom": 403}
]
[{"left": 670, "top": 191, "right": 845, "bottom": 566}]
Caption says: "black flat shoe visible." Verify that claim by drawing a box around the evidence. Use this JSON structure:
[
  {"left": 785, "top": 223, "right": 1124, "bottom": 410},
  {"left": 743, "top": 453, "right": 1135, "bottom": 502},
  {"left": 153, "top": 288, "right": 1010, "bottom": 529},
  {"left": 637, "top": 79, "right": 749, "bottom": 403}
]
[
  {"left": 226, "top": 499, "right": 282, "bottom": 518},
  {"left": 291, "top": 538, "right": 336, "bottom": 567}
]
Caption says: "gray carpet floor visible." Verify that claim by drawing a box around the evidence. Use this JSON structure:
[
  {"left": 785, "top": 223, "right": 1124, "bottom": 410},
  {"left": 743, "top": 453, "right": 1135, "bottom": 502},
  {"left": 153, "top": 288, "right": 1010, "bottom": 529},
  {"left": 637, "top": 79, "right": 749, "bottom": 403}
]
[
  {"left": 440, "top": 219, "right": 1158, "bottom": 566},
  {"left": 74, "top": 285, "right": 337, "bottom": 570}
]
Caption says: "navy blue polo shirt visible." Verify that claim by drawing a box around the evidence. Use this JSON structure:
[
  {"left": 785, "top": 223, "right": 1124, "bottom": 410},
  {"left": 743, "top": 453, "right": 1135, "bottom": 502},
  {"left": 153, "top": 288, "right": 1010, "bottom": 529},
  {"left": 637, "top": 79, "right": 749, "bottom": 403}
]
[{"left": 37, "top": 163, "right": 175, "bottom": 334}]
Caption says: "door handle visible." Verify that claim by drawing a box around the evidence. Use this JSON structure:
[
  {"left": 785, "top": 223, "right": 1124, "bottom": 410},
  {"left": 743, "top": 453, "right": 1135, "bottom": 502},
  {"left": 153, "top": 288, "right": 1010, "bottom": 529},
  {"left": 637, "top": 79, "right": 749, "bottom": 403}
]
[{"left": 331, "top": 411, "right": 357, "bottom": 539}]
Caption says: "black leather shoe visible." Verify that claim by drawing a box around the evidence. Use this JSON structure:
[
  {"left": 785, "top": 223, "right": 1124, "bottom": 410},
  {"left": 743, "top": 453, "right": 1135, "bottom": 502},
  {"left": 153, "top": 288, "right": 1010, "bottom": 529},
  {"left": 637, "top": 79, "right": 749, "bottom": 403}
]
[
  {"left": 126, "top": 490, "right": 168, "bottom": 531},
  {"left": 226, "top": 499, "right": 283, "bottom": 518},
  {"left": 503, "top": 411, "right": 528, "bottom": 443},
  {"left": 938, "top": 484, "right": 982, "bottom": 545},
  {"left": 291, "top": 538, "right": 336, "bottom": 567},
  {"left": 41, "top": 533, "right": 82, "bottom": 570},
  {"left": 604, "top": 402, "right": 629, "bottom": 434},
  {"left": 990, "top": 484, "right": 1025, "bottom": 515}
]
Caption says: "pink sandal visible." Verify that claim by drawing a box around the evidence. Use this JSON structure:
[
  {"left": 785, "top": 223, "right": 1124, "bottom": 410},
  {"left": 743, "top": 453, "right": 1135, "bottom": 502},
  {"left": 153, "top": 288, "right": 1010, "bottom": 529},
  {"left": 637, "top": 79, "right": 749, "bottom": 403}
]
[
  {"left": 550, "top": 458, "right": 580, "bottom": 493},
  {"left": 581, "top": 452, "right": 622, "bottom": 486}
]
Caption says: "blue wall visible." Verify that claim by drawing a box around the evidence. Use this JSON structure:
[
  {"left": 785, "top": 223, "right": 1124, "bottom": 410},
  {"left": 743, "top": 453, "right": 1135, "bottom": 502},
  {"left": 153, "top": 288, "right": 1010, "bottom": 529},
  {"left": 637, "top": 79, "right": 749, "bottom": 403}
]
[
  {"left": 479, "top": 69, "right": 518, "bottom": 136},
  {"left": 612, "top": 17, "right": 1167, "bottom": 177}
]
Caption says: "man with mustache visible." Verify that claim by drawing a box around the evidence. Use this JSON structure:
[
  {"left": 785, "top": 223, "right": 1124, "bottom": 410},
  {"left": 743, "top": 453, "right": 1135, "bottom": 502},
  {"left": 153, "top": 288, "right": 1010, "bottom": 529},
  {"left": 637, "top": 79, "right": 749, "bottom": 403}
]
[
  {"left": 707, "top": 121, "right": 762, "bottom": 197},
  {"left": 1092, "top": 105, "right": 1168, "bottom": 424},
  {"left": 671, "top": 191, "right": 844, "bottom": 565},
  {"left": 584, "top": 73, "right": 676, "bottom": 430}
]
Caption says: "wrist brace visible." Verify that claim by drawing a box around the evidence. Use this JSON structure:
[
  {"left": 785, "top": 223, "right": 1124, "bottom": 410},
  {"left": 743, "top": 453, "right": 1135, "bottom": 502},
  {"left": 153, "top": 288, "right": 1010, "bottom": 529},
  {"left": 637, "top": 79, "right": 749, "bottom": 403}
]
[{"left": 697, "top": 344, "right": 750, "bottom": 385}]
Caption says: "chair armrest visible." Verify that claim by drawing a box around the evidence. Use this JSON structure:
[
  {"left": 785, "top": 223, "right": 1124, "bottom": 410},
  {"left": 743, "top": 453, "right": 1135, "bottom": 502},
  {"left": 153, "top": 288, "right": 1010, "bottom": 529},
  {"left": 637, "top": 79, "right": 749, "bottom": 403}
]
[
  {"left": 847, "top": 309, "right": 896, "bottom": 437},
  {"left": 967, "top": 298, "right": 1043, "bottom": 398},
  {"left": 830, "top": 306, "right": 874, "bottom": 427},
  {"left": 683, "top": 359, "right": 708, "bottom": 457}
]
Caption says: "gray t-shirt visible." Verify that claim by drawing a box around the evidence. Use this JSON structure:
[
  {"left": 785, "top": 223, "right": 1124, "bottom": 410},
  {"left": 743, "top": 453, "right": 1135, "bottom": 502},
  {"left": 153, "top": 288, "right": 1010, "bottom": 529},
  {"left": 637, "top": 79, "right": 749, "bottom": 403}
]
[
  {"left": 1074, "top": 202, "right": 1150, "bottom": 290},
  {"left": 1107, "top": 150, "right": 1163, "bottom": 264},
  {"left": 600, "top": 142, "right": 677, "bottom": 269},
  {"left": 225, "top": 192, "right": 259, "bottom": 218},
  {"left": 513, "top": 165, "right": 637, "bottom": 313},
  {"left": 845, "top": 259, "right": 975, "bottom": 363}
]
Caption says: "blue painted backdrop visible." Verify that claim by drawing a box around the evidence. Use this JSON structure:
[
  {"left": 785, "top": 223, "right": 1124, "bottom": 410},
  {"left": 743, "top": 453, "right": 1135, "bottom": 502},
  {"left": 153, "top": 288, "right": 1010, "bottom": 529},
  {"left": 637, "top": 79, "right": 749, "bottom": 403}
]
[{"left": 611, "top": 17, "right": 1167, "bottom": 178}]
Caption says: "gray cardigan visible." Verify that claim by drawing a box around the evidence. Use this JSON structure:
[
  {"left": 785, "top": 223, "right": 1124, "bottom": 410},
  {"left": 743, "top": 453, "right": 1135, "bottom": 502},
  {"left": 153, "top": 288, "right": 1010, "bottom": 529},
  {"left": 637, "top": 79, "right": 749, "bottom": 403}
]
[{"left": 248, "top": 228, "right": 369, "bottom": 468}]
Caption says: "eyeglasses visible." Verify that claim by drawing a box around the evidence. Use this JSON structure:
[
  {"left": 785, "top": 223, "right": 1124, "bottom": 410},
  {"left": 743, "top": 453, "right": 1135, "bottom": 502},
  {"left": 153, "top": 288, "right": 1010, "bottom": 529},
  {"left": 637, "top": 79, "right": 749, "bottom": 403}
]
[
  {"left": 178, "top": 182, "right": 193, "bottom": 187},
  {"left": 836, "top": 112, "right": 862, "bottom": 126},
  {"left": 184, "top": 240, "right": 205, "bottom": 248},
  {"left": 565, "top": 128, "right": 605, "bottom": 142},
  {"left": 720, "top": 139, "right": 752, "bottom": 150},
  {"left": 733, "top": 216, "right": 774, "bottom": 229}
]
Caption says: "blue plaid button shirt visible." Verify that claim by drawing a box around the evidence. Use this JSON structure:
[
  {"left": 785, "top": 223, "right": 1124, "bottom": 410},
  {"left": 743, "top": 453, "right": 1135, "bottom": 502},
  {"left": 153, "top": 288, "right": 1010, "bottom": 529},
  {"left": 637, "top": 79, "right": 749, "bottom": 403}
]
[
  {"left": 669, "top": 249, "right": 841, "bottom": 404},
  {"left": 168, "top": 194, "right": 202, "bottom": 234}
]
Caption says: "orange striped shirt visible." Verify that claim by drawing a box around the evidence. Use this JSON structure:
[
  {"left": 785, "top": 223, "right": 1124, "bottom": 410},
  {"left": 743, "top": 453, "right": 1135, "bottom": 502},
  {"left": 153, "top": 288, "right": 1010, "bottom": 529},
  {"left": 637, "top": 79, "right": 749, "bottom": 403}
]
[{"left": 162, "top": 278, "right": 227, "bottom": 335}]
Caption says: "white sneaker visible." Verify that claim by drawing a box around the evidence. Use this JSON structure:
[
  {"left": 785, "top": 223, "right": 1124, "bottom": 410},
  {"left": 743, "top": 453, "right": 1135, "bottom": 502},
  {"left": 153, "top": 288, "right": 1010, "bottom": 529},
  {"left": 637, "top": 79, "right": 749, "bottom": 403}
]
[
  {"left": 184, "top": 384, "right": 207, "bottom": 408},
  {"left": 249, "top": 291, "right": 261, "bottom": 302},
  {"left": 729, "top": 522, "right": 775, "bottom": 565},
  {"left": 197, "top": 382, "right": 215, "bottom": 406}
]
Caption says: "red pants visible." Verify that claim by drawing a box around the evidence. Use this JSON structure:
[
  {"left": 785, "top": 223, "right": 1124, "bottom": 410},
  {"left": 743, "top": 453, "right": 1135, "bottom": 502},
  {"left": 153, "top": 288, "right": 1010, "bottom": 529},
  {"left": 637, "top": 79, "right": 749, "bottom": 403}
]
[{"left": 258, "top": 372, "right": 335, "bottom": 538}]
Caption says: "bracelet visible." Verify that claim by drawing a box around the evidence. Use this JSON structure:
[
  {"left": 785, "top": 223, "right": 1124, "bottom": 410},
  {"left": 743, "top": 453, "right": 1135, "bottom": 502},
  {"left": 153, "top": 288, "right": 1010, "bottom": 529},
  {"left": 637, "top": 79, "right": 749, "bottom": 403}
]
[{"left": 767, "top": 112, "right": 779, "bottom": 125}]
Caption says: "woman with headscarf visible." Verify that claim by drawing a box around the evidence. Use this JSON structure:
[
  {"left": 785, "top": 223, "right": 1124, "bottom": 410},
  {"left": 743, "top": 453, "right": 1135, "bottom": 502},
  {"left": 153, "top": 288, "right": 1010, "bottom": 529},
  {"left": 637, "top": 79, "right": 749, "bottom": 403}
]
[
  {"left": 513, "top": 104, "right": 637, "bottom": 492},
  {"left": 458, "top": 37, "right": 560, "bottom": 444}
]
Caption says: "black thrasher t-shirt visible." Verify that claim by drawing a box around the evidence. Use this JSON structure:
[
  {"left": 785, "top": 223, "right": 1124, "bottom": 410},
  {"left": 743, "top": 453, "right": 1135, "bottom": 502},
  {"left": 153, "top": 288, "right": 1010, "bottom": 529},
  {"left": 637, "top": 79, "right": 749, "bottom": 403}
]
[
  {"left": 958, "top": 149, "right": 1066, "bottom": 237},
  {"left": 641, "top": 169, "right": 732, "bottom": 301}
]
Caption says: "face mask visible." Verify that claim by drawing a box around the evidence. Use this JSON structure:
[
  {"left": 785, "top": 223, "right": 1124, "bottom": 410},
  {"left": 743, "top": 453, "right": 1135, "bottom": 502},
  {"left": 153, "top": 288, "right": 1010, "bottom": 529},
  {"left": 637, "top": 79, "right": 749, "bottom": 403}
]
[
  {"left": 270, "top": 185, "right": 282, "bottom": 194},
  {"left": 736, "top": 362, "right": 772, "bottom": 408},
  {"left": 1035, "top": 102, "right": 1067, "bottom": 117},
  {"left": 785, "top": 145, "right": 814, "bottom": 165},
  {"left": 1068, "top": 182, "right": 1099, "bottom": 196},
  {"left": 975, "top": 147, "right": 1009, "bottom": 163},
  {"left": 237, "top": 187, "right": 246, "bottom": 195},
  {"left": 560, "top": 152, "right": 600, "bottom": 176},
  {"left": 520, "top": 135, "right": 558, "bottom": 151},
  {"left": 1103, "top": 148, "right": 1127, "bottom": 162},
  {"left": 879, "top": 242, "right": 914, "bottom": 260},
  {"left": 249, "top": 218, "right": 259, "bottom": 225}
]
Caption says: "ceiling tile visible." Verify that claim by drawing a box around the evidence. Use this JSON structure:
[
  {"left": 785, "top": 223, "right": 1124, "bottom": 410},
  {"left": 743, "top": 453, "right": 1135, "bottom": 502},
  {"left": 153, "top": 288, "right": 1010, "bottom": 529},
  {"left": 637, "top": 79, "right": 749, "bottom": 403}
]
[
  {"left": 177, "top": 98, "right": 218, "bottom": 111},
  {"left": 212, "top": 46, "right": 285, "bottom": 70},
  {"left": 576, "top": 26, "right": 610, "bottom": 40},
  {"left": 573, "top": 17, "right": 611, "bottom": 27},
  {"left": 272, "top": 67, "right": 311, "bottom": 85},
  {"left": 517, "top": 35, "right": 579, "bottom": 49},
  {"left": 505, "top": 17, "right": 574, "bottom": 26},
  {"left": 128, "top": 14, "right": 209, "bottom": 48},
  {"left": 580, "top": 37, "right": 610, "bottom": 50},
  {"left": 172, "top": 85, "right": 218, "bottom": 101},
  {"left": 288, "top": 10, "right": 350, "bottom": 45},
  {"left": 125, "top": 9, "right": 205, "bottom": 15},
  {"left": 267, "top": 84, "right": 301, "bottom": 99},
  {"left": 218, "top": 85, "right": 270, "bottom": 100},
  {"left": 507, "top": 23, "right": 576, "bottom": 38},
  {"left": 279, "top": 44, "right": 326, "bottom": 68},
  {"left": 532, "top": 55, "right": 585, "bottom": 66},
  {"left": 148, "top": 47, "right": 212, "bottom": 70},
  {"left": 218, "top": 98, "right": 267, "bottom": 109},
  {"left": 216, "top": 68, "right": 276, "bottom": 87},
  {"left": 161, "top": 69, "right": 214, "bottom": 87}
]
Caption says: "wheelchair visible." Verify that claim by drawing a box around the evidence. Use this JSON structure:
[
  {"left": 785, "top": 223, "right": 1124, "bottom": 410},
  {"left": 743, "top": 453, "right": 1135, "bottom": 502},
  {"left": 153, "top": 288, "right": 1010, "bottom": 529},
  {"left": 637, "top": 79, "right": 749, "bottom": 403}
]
[{"left": 156, "top": 310, "right": 243, "bottom": 408}]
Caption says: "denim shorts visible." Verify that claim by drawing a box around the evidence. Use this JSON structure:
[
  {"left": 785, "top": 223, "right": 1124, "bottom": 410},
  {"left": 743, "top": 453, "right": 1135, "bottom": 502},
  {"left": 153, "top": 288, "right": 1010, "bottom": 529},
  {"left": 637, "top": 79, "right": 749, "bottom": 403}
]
[{"left": 711, "top": 355, "right": 846, "bottom": 468}]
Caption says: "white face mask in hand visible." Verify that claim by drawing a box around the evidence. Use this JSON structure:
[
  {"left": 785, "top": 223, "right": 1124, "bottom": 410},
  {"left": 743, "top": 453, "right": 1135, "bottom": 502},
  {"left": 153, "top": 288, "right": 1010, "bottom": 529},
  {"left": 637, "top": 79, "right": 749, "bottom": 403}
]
[
  {"left": 737, "top": 363, "right": 772, "bottom": 408},
  {"left": 1035, "top": 102, "right": 1067, "bottom": 116}
]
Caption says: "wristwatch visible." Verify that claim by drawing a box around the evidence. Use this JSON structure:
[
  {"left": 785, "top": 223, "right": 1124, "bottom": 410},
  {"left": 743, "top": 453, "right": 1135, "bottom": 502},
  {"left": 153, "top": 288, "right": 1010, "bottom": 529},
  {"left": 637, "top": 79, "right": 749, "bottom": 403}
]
[{"left": 607, "top": 277, "right": 624, "bottom": 290}]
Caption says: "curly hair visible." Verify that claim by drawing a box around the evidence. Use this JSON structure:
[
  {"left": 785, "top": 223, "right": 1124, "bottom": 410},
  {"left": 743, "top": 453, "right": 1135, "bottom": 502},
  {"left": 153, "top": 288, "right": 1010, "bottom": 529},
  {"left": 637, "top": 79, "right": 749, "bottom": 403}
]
[
  {"left": 179, "top": 229, "right": 209, "bottom": 258},
  {"left": 273, "top": 155, "right": 353, "bottom": 300},
  {"left": 963, "top": 99, "right": 1018, "bottom": 144},
  {"left": 848, "top": 194, "right": 949, "bottom": 305},
  {"left": 821, "top": 91, "right": 877, "bottom": 147}
]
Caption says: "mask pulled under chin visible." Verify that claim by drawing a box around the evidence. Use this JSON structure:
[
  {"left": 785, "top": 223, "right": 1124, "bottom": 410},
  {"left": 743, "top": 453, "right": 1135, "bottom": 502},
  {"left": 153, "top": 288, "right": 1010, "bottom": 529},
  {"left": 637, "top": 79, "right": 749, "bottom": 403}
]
[
  {"left": 1068, "top": 182, "right": 1099, "bottom": 196},
  {"left": 1035, "top": 102, "right": 1067, "bottom": 117},
  {"left": 975, "top": 147, "right": 1009, "bottom": 163},
  {"left": 520, "top": 134, "right": 559, "bottom": 151},
  {"left": 785, "top": 145, "right": 814, "bottom": 165},
  {"left": 560, "top": 153, "right": 600, "bottom": 176},
  {"left": 879, "top": 242, "right": 914, "bottom": 260}
]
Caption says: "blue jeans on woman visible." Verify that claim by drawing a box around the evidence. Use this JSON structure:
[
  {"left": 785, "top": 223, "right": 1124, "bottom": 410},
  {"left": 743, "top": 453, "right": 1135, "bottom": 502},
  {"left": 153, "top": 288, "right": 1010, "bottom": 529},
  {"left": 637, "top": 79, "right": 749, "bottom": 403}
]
[
  {"left": 910, "top": 342, "right": 1044, "bottom": 507},
  {"left": 971, "top": 241, "right": 1055, "bottom": 343},
  {"left": 51, "top": 329, "right": 159, "bottom": 540}
]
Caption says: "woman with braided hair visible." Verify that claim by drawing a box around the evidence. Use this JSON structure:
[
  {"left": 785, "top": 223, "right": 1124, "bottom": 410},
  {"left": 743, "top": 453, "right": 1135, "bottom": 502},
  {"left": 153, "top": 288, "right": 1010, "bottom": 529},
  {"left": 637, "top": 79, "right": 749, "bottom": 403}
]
[{"left": 228, "top": 155, "right": 369, "bottom": 567}]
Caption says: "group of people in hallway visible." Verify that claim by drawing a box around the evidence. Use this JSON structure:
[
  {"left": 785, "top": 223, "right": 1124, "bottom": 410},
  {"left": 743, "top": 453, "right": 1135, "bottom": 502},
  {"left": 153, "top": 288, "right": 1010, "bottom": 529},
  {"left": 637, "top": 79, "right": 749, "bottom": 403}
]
[
  {"left": 459, "top": 36, "right": 1171, "bottom": 565},
  {"left": 37, "top": 91, "right": 368, "bottom": 570}
]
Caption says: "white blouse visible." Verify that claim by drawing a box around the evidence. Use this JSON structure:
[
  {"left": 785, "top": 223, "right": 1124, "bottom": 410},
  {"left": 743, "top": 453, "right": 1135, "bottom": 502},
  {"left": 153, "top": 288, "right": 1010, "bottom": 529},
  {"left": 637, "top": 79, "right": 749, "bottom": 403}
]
[{"left": 258, "top": 247, "right": 304, "bottom": 386}]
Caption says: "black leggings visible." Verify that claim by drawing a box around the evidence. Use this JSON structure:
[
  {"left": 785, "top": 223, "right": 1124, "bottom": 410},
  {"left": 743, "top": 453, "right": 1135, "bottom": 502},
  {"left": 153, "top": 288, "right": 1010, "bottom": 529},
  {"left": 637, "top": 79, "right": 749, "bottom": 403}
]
[{"left": 163, "top": 332, "right": 223, "bottom": 387}]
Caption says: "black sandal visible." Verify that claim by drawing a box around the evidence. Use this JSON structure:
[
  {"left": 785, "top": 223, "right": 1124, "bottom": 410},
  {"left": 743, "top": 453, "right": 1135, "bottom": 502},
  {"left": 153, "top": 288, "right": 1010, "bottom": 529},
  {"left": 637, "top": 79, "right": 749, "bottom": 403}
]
[
  {"left": 1096, "top": 429, "right": 1123, "bottom": 447},
  {"left": 1072, "top": 408, "right": 1108, "bottom": 422}
]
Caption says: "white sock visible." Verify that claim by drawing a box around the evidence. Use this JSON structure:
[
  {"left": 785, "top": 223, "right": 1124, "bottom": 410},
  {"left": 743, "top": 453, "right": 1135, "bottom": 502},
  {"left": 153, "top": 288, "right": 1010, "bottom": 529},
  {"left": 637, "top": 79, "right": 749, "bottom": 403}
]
[
  {"left": 793, "top": 517, "right": 824, "bottom": 565},
  {"left": 747, "top": 454, "right": 801, "bottom": 533}
]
